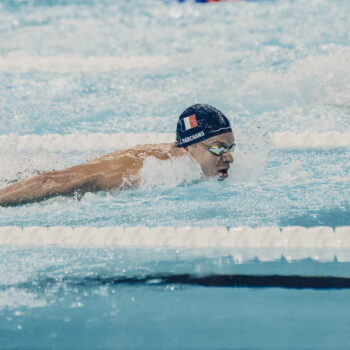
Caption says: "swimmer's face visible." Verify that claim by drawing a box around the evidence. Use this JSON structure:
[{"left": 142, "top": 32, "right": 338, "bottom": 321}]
[{"left": 186, "top": 132, "right": 235, "bottom": 180}]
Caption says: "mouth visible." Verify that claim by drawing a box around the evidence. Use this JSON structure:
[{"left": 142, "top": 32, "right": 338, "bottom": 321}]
[{"left": 217, "top": 168, "right": 229, "bottom": 180}]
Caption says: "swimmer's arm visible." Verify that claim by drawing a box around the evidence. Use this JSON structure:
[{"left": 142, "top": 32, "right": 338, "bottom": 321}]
[
  {"left": 0, "top": 165, "right": 98, "bottom": 207},
  {"left": 0, "top": 154, "right": 143, "bottom": 207}
]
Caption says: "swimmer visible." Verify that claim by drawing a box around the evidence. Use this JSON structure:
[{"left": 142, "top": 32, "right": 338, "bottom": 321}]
[{"left": 0, "top": 104, "right": 234, "bottom": 207}]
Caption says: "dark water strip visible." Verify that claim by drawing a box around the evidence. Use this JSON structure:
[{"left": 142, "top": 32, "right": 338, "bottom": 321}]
[
  {"left": 4, "top": 274, "right": 350, "bottom": 291},
  {"left": 7, "top": 274, "right": 348, "bottom": 290},
  {"left": 82, "top": 274, "right": 350, "bottom": 289}
]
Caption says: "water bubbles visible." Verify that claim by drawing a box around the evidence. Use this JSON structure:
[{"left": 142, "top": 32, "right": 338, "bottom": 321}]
[
  {"left": 168, "top": 8, "right": 183, "bottom": 19},
  {"left": 230, "top": 124, "right": 272, "bottom": 182},
  {"left": 165, "top": 285, "right": 176, "bottom": 291},
  {"left": 69, "top": 301, "right": 84, "bottom": 308},
  {"left": 0, "top": 0, "right": 348, "bottom": 230},
  {"left": 0, "top": 134, "right": 69, "bottom": 187}
]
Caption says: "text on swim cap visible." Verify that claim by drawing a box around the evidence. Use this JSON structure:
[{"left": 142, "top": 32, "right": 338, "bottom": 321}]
[{"left": 180, "top": 131, "right": 205, "bottom": 144}]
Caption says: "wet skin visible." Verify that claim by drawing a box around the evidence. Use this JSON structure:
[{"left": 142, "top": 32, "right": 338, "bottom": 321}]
[
  {"left": 0, "top": 132, "right": 234, "bottom": 206},
  {"left": 186, "top": 132, "right": 235, "bottom": 179}
]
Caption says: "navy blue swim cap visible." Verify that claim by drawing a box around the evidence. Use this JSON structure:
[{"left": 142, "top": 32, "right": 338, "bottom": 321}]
[{"left": 176, "top": 104, "right": 232, "bottom": 147}]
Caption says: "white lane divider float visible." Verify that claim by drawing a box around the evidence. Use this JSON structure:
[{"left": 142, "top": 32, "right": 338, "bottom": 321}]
[
  {"left": 0, "top": 226, "right": 350, "bottom": 262},
  {"left": 0, "top": 56, "right": 171, "bottom": 73},
  {"left": 1, "top": 132, "right": 350, "bottom": 151}
]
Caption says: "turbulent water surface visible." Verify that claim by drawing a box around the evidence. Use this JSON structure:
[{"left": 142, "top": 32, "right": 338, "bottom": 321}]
[
  {"left": 1, "top": 1, "right": 350, "bottom": 349},
  {"left": 1, "top": 0, "right": 350, "bottom": 227}
]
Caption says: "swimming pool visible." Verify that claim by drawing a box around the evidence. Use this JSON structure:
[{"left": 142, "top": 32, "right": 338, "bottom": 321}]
[
  {"left": 0, "top": 146, "right": 349, "bottom": 227},
  {"left": 1, "top": 0, "right": 350, "bottom": 348},
  {"left": 1, "top": 244, "right": 350, "bottom": 350}
]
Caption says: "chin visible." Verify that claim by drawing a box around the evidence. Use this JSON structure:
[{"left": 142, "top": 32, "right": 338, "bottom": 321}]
[{"left": 217, "top": 175, "right": 228, "bottom": 181}]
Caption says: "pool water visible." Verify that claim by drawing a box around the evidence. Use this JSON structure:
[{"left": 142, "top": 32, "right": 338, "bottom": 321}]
[
  {"left": 1, "top": 0, "right": 350, "bottom": 348},
  {"left": 0, "top": 148, "right": 350, "bottom": 227},
  {"left": 1, "top": 247, "right": 350, "bottom": 350},
  {"left": 1, "top": 0, "right": 350, "bottom": 228}
]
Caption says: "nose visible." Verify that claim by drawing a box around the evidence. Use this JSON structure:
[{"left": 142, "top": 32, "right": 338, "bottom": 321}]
[{"left": 222, "top": 151, "right": 234, "bottom": 164}]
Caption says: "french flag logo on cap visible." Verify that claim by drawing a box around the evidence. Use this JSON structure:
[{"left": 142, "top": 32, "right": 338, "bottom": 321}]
[{"left": 183, "top": 114, "right": 198, "bottom": 130}]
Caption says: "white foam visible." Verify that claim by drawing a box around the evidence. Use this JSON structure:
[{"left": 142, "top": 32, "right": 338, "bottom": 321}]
[
  {"left": 0, "top": 56, "right": 170, "bottom": 73},
  {"left": 0, "top": 226, "right": 349, "bottom": 262},
  {"left": 140, "top": 154, "right": 203, "bottom": 190},
  {"left": 0, "top": 289, "right": 47, "bottom": 310},
  {"left": 0, "top": 131, "right": 349, "bottom": 152},
  {"left": 237, "top": 47, "right": 350, "bottom": 111},
  {"left": 0, "top": 134, "right": 68, "bottom": 187}
]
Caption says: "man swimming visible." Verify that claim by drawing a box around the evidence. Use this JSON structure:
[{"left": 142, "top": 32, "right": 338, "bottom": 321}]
[{"left": 0, "top": 104, "right": 234, "bottom": 207}]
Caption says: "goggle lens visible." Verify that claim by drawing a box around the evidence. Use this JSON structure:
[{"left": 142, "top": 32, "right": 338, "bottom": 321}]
[{"left": 207, "top": 144, "right": 235, "bottom": 156}]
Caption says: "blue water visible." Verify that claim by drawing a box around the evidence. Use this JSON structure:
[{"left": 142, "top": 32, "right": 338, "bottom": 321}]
[
  {"left": 1, "top": 247, "right": 350, "bottom": 349},
  {"left": 1, "top": 147, "right": 350, "bottom": 227},
  {"left": 1, "top": 0, "right": 350, "bottom": 348},
  {"left": 1, "top": 0, "right": 350, "bottom": 228},
  {"left": 1, "top": 0, "right": 350, "bottom": 135},
  {"left": 0, "top": 0, "right": 350, "bottom": 226}
]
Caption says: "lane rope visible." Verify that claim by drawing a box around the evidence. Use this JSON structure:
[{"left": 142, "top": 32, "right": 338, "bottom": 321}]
[
  {"left": 0, "top": 56, "right": 170, "bottom": 72},
  {"left": 1, "top": 226, "right": 350, "bottom": 261}
]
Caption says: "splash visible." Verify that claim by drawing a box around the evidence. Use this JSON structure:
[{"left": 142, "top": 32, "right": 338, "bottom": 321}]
[
  {"left": 238, "top": 48, "right": 350, "bottom": 111},
  {"left": 0, "top": 289, "right": 47, "bottom": 310},
  {"left": 229, "top": 124, "right": 272, "bottom": 182},
  {"left": 139, "top": 154, "right": 203, "bottom": 190},
  {"left": 0, "top": 134, "right": 68, "bottom": 187}
]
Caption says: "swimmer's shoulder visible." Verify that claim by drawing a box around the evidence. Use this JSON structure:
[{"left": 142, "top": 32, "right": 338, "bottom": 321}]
[
  {"left": 87, "top": 143, "right": 186, "bottom": 164},
  {"left": 130, "top": 143, "right": 186, "bottom": 160}
]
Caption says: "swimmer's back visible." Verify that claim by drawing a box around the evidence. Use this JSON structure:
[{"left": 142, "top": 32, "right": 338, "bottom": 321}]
[{"left": 91, "top": 143, "right": 181, "bottom": 163}]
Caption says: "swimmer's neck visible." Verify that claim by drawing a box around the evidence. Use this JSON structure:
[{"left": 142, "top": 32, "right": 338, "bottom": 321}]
[{"left": 169, "top": 143, "right": 187, "bottom": 157}]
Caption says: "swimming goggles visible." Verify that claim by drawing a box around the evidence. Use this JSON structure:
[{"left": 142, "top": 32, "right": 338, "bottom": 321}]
[{"left": 198, "top": 142, "right": 236, "bottom": 156}]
